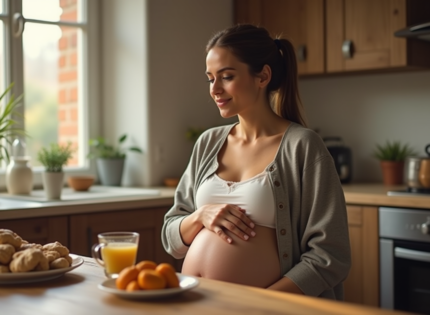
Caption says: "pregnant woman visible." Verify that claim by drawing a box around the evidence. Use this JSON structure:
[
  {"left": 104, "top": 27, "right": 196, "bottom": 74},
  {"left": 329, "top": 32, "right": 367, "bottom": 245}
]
[{"left": 161, "top": 24, "right": 351, "bottom": 300}]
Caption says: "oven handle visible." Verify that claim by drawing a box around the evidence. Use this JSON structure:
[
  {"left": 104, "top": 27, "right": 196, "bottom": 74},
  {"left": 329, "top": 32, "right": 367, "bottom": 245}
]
[{"left": 395, "top": 247, "right": 430, "bottom": 263}]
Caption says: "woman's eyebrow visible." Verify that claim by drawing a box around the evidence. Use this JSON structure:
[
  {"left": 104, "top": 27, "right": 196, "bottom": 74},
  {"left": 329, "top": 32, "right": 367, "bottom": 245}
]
[{"left": 205, "top": 67, "right": 236, "bottom": 75}]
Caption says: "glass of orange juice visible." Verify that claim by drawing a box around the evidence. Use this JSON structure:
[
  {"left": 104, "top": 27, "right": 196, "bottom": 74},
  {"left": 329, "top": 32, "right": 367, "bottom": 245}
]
[{"left": 91, "top": 232, "right": 139, "bottom": 278}]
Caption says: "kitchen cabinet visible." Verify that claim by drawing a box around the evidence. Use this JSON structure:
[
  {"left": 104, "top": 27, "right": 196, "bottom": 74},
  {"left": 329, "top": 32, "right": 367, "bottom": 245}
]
[
  {"left": 326, "top": 0, "right": 430, "bottom": 73},
  {"left": 69, "top": 206, "right": 182, "bottom": 271},
  {"left": 344, "top": 205, "right": 379, "bottom": 306},
  {"left": 1, "top": 216, "right": 68, "bottom": 246},
  {"left": 234, "top": 0, "right": 430, "bottom": 76},
  {"left": 234, "top": 0, "right": 325, "bottom": 75}
]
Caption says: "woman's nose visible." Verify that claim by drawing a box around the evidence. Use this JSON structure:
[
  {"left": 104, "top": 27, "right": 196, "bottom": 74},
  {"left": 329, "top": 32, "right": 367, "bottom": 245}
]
[{"left": 210, "top": 79, "right": 222, "bottom": 95}]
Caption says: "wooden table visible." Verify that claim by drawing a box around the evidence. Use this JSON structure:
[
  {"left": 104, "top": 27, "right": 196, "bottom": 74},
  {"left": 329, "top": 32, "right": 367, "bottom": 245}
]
[{"left": 0, "top": 256, "right": 412, "bottom": 315}]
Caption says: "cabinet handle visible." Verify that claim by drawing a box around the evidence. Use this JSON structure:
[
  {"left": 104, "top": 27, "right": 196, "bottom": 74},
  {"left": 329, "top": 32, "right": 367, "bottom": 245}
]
[
  {"left": 342, "top": 40, "right": 354, "bottom": 59},
  {"left": 296, "top": 45, "right": 307, "bottom": 62}
]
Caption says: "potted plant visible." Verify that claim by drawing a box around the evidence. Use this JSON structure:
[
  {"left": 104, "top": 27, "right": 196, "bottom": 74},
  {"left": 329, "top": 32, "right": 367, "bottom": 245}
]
[
  {"left": 88, "top": 134, "right": 142, "bottom": 186},
  {"left": 0, "top": 83, "right": 31, "bottom": 195},
  {"left": 0, "top": 83, "right": 25, "bottom": 162},
  {"left": 37, "top": 142, "right": 74, "bottom": 199},
  {"left": 373, "top": 140, "right": 416, "bottom": 185}
]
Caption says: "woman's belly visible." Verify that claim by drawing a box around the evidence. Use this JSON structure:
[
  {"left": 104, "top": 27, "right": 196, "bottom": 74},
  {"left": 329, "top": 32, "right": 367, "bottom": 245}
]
[{"left": 181, "top": 225, "right": 281, "bottom": 288}]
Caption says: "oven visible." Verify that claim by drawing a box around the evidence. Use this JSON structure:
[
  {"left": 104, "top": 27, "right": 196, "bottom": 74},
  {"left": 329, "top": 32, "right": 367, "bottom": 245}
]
[{"left": 379, "top": 207, "right": 430, "bottom": 315}]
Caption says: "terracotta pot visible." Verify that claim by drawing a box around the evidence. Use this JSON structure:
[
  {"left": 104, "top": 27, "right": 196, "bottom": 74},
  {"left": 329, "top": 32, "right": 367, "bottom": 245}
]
[{"left": 380, "top": 160, "right": 404, "bottom": 186}]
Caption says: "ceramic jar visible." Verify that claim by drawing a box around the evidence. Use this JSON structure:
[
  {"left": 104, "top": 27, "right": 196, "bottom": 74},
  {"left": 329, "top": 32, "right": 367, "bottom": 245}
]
[{"left": 6, "top": 157, "right": 33, "bottom": 195}]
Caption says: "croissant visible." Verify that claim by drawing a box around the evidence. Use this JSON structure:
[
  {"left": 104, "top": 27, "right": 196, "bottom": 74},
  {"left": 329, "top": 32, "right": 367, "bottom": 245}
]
[{"left": 10, "top": 248, "right": 49, "bottom": 273}]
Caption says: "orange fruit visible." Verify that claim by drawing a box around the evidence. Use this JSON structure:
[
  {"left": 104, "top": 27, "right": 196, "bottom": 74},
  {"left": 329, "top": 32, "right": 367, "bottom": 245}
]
[
  {"left": 125, "top": 280, "right": 141, "bottom": 292},
  {"left": 155, "top": 263, "right": 180, "bottom": 288},
  {"left": 116, "top": 266, "right": 139, "bottom": 290},
  {"left": 137, "top": 269, "right": 166, "bottom": 290},
  {"left": 135, "top": 260, "right": 157, "bottom": 272}
]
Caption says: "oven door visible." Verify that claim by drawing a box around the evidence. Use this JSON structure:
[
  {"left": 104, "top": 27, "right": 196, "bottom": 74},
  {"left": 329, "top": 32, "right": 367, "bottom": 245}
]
[{"left": 380, "top": 238, "right": 430, "bottom": 314}]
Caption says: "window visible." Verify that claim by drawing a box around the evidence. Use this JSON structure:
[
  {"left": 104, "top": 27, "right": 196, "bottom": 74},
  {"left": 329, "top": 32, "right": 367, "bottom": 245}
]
[{"left": 0, "top": 0, "right": 99, "bottom": 179}]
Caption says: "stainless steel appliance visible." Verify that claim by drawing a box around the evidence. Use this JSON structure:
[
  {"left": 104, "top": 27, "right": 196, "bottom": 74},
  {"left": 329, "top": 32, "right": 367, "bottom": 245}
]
[
  {"left": 395, "top": 21, "right": 430, "bottom": 42},
  {"left": 379, "top": 207, "right": 430, "bottom": 314}
]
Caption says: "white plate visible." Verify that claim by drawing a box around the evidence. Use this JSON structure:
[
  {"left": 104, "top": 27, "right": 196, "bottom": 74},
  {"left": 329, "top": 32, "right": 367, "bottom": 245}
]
[
  {"left": 0, "top": 254, "right": 84, "bottom": 285},
  {"left": 98, "top": 274, "right": 199, "bottom": 300}
]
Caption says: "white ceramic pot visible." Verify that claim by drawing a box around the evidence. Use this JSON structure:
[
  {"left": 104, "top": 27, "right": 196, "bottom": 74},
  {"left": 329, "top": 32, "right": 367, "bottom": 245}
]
[
  {"left": 42, "top": 171, "right": 65, "bottom": 200},
  {"left": 5, "top": 157, "right": 33, "bottom": 195}
]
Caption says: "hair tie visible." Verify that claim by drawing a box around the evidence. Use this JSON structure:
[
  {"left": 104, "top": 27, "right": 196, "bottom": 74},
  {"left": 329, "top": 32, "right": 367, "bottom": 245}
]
[{"left": 274, "top": 39, "right": 282, "bottom": 50}]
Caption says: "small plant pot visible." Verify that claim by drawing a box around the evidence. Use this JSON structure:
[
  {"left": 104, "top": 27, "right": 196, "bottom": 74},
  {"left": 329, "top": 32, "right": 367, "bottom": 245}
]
[
  {"left": 42, "top": 171, "right": 65, "bottom": 200},
  {"left": 96, "top": 158, "right": 125, "bottom": 186},
  {"left": 380, "top": 160, "right": 404, "bottom": 186}
]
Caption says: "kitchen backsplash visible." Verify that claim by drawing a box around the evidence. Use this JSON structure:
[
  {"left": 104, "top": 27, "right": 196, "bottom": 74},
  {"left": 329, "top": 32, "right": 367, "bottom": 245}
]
[{"left": 299, "top": 70, "right": 430, "bottom": 183}]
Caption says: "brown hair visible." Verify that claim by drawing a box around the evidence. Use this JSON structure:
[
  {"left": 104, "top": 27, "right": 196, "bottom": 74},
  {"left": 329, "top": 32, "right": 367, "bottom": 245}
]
[{"left": 206, "top": 24, "right": 307, "bottom": 127}]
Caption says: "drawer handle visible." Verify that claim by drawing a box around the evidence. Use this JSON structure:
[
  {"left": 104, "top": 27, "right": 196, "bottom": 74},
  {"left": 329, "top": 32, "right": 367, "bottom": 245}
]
[
  {"left": 342, "top": 40, "right": 354, "bottom": 59},
  {"left": 34, "top": 226, "right": 42, "bottom": 234},
  {"left": 296, "top": 45, "right": 307, "bottom": 62}
]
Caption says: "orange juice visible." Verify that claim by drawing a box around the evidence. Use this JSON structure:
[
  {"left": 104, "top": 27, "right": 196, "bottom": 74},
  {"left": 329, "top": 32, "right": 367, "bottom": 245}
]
[{"left": 101, "top": 242, "right": 138, "bottom": 274}]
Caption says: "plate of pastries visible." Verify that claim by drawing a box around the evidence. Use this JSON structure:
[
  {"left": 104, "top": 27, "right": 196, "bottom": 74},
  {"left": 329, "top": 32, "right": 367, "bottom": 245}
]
[{"left": 0, "top": 229, "right": 83, "bottom": 284}]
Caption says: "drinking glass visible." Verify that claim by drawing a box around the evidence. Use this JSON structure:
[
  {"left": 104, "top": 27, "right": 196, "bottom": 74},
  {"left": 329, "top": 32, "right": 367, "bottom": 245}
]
[{"left": 92, "top": 231, "right": 139, "bottom": 278}]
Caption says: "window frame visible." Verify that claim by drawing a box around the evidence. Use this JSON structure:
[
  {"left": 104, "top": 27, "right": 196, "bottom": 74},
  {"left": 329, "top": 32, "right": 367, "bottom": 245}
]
[{"left": 0, "top": 0, "right": 100, "bottom": 189}]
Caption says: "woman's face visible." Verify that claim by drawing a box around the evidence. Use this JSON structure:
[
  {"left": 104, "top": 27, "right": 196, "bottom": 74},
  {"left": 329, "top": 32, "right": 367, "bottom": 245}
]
[{"left": 206, "top": 47, "right": 263, "bottom": 119}]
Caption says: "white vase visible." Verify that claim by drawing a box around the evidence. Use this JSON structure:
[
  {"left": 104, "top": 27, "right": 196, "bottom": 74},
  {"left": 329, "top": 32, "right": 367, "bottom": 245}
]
[
  {"left": 42, "top": 172, "right": 65, "bottom": 200},
  {"left": 6, "top": 157, "right": 33, "bottom": 195}
]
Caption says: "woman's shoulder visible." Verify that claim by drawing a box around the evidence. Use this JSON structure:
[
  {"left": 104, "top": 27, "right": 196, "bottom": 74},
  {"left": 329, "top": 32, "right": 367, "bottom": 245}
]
[{"left": 284, "top": 122, "right": 325, "bottom": 148}]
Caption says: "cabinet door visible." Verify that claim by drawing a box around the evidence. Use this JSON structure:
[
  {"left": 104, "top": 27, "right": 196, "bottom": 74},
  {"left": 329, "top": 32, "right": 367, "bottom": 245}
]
[
  {"left": 69, "top": 207, "right": 180, "bottom": 270},
  {"left": 234, "top": 0, "right": 262, "bottom": 25},
  {"left": 344, "top": 205, "right": 379, "bottom": 306},
  {"left": 1, "top": 216, "right": 68, "bottom": 247},
  {"left": 234, "top": 0, "right": 325, "bottom": 76},
  {"left": 326, "top": 0, "right": 407, "bottom": 72},
  {"left": 262, "top": 0, "right": 325, "bottom": 75}
]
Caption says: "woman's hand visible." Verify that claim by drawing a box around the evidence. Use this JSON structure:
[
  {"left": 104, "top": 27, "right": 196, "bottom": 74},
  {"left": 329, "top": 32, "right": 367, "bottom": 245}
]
[{"left": 197, "top": 204, "right": 256, "bottom": 243}]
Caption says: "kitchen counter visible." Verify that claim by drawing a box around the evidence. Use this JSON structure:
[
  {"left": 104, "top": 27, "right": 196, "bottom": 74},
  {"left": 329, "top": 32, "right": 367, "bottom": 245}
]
[
  {"left": 0, "top": 256, "right": 413, "bottom": 315},
  {"left": 0, "top": 186, "right": 176, "bottom": 220},
  {"left": 343, "top": 183, "right": 430, "bottom": 209},
  {"left": 1, "top": 184, "right": 429, "bottom": 221}
]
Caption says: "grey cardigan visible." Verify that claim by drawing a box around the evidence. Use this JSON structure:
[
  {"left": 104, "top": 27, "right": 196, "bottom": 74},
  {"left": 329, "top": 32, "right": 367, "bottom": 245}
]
[{"left": 161, "top": 122, "right": 351, "bottom": 300}]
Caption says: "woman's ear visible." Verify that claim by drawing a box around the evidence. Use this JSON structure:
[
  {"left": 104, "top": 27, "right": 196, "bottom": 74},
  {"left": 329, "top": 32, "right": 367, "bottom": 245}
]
[{"left": 256, "top": 64, "right": 272, "bottom": 88}]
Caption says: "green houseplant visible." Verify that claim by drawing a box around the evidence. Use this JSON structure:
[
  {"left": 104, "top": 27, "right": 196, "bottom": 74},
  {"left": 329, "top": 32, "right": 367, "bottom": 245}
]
[
  {"left": 0, "top": 83, "right": 25, "bottom": 163},
  {"left": 37, "top": 142, "right": 74, "bottom": 199},
  {"left": 373, "top": 140, "right": 416, "bottom": 185},
  {"left": 88, "top": 134, "right": 142, "bottom": 186}
]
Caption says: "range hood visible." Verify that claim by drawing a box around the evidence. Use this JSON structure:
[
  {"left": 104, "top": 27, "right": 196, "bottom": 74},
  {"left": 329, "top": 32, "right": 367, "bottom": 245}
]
[{"left": 395, "top": 22, "right": 430, "bottom": 41}]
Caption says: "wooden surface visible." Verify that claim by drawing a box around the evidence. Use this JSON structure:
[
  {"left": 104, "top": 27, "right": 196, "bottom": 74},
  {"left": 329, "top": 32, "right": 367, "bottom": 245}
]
[
  {"left": 342, "top": 183, "right": 430, "bottom": 209},
  {"left": 344, "top": 205, "right": 379, "bottom": 306},
  {"left": 0, "top": 256, "right": 413, "bottom": 315}
]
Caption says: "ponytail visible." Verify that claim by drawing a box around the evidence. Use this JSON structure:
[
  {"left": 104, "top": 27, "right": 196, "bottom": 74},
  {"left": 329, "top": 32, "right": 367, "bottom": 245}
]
[{"left": 272, "top": 38, "right": 307, "bottom": 127}]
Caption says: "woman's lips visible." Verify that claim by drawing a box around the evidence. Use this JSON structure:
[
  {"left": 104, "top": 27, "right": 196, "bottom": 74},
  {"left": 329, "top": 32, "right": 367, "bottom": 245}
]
[{"left": 215, "top": 98, "right": 231, "bottom": 107}]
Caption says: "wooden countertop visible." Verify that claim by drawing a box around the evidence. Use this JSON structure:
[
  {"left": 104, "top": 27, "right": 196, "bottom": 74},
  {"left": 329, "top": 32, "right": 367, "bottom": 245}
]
[
  {"left": 0, "top": 256, "right": 412, "bottom": 315},
  {"left": 343, "top": 183, "right": 430, "bottom": 209}
]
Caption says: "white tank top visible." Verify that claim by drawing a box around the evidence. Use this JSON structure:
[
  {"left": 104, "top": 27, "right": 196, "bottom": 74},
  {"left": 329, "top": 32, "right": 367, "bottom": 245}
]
[{"left": 195, "top": 172, "right": 276, "bottom": 229}]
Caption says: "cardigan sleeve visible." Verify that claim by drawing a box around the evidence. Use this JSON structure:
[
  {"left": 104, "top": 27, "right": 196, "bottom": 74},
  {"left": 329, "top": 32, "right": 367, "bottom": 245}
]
[
  {"left": 285, "top": 154, "right": 351, "bottom": 297},
  {"left": 161, "top": 144, "right": 200, "bottom": 259}
]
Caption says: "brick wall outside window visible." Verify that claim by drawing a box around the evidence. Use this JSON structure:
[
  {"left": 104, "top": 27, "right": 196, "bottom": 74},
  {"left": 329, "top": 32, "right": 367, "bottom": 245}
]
[{"left": 58, "top": 0, "right": 79, "bottom": 166}]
